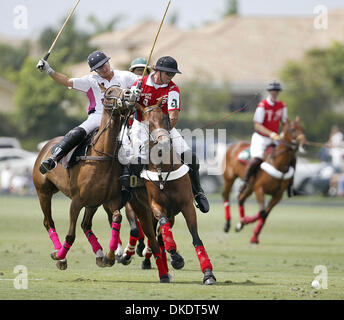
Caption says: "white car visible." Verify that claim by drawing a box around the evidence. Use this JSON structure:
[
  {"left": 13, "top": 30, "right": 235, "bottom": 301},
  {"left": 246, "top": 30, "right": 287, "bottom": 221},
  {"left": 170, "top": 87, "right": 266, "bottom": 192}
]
[{"left": 0, "top": 148, "right": 38, "bottom": 176}]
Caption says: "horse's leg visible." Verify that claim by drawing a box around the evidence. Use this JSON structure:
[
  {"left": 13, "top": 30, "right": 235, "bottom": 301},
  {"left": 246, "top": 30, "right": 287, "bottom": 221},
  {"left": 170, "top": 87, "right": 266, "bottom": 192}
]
[
  {"left": 120, "top": 203, "right": 140, "bottom": 265},
  {"left": 152, "top": 200, "right": 183, "bottom": 270},
  {"left": 235, "top": 186, "right": 254, "bottom": 232},
  {"left": 130, "top": 197, "right": 169, "bottom": 282},
  {"left": 102, "top": 201, "right": 122, "bottom": 267},
  {"left": 135, "top": 218, "right": 146, "bottom": 257},
  {"left": 104, "top": 206, "right": 123, "bottom": 261},
  {"left": 157, "top": 228, "right": 169, "bottom": 275},
  {"left": 141, "top": 238, "right": 152, "bottom": 270},
  {"left": 222, "top": 174, "right": 237, "bottom": 233},
  {"left": 181, "top": 201, "right": 216, "bottom": 285},
  {"left": 37, "top": 189, "right": 62, "bottom": 251},
  {"left": 251, "top": 192, "right": 283, "bottom": 244},
  {"left": 80, "top": 206, "right": 106, "bottom": 267},
  {"left": 51, "top": 197, "right": 83, "bottom": 270}
]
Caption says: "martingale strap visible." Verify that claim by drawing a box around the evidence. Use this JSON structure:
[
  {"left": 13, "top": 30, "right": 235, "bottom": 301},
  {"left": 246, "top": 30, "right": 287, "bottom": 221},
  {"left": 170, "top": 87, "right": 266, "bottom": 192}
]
[
  {"left": 140, "top": 164, "right": 189, "bottom": 181},
  {"left": 76, "top": 156, "right": 112, "bottom": 161},
  {"left": 260, "top": 162, "right": 294, "bottom": 180}
]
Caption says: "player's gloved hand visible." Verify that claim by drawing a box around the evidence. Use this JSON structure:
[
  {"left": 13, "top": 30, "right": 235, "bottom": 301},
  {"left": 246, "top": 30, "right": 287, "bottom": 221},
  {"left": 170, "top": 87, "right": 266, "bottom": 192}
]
[
  {"left": 36, "top": 59, "right": 55, "bottom": 75},
  {"left": 270, "top": 132, "right": 280, "bottom": 141}
]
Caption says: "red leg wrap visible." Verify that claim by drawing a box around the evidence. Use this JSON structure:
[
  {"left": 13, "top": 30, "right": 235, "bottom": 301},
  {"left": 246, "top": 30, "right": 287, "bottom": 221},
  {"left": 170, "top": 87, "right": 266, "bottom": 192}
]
[
  {"left": 224, "top": 201, "right": 230, "bottom": 221},
  {"left": 242, "top": 212, "right": 260, "bottom": 225},
  {"left": 153, "top": 252, "right": 168, "bottom": 279},
  {"left": 160, "top": 245, "right": 169, "bottom": 273},
  {"left": 160, "top": 222, "right": 176, "bottom": 253},
  {"left": 239, "top": 205, "right": 245, "bottom": 218},
  {"left": 195, "top": 245, "right": 213, "bottom": 273}
]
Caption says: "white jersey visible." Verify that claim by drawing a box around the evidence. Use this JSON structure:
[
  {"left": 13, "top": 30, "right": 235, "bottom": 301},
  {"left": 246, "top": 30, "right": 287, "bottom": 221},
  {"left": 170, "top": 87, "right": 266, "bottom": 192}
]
[{"left": 71, "top": 69, "right": 138, "bottom": 114}]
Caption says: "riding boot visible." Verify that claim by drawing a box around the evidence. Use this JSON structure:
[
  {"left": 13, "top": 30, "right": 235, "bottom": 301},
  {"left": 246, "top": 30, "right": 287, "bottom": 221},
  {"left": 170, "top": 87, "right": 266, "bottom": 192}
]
[
  {"left": 119, "top": 165, "right": 132, "bottom": 206},
  {"left": 239, "top": 157, "right": 263, "bottom": 194},
  {"left": 287, "top": 156, "right": 302, "bottom": 197},
  {"left": 181, "top": 151, "right": 209, "bottom": 213},
  {"left": 39, "top": 127, "right": 87, "bottom": 174}
]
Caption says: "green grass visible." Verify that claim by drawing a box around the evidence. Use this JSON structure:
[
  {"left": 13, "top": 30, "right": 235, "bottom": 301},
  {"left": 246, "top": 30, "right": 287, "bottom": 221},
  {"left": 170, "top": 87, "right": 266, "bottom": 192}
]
[{"left": 0, "top": 194, "right": 344, "bottom": 300}]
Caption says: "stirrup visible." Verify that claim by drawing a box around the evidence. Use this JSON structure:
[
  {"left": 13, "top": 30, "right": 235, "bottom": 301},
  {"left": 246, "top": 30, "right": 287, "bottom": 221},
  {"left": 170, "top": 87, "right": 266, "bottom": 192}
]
[{"left": 39, "top": 158, "right": 57, "bottom": 174}]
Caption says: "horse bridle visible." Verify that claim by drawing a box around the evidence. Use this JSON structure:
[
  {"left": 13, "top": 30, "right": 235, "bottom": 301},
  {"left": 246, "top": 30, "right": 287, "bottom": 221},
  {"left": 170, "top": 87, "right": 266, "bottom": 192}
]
[
  {"left": 142, "top": 104, "right": 175, "bottom": 190},
  {"left": 91, "top": 87, "right": 131, "bottom": 159},
  {"left": 142, "top": 105, "right": 171, "bottom": 145}
]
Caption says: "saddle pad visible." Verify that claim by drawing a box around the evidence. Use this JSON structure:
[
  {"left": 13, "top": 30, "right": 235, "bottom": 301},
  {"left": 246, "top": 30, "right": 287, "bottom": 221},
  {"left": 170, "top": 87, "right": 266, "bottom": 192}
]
[
  {"left": 237, "top": 147, "right": 250, "bottom": 164},
  {"left": 55, "top": 129, "right": 98, "bottom": 169}
]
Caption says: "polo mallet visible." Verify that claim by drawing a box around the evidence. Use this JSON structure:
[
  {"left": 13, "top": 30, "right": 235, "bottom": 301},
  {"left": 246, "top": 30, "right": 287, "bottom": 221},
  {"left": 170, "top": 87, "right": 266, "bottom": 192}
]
[
  {"left": 137, "top": 0, "right": 171, "bottom": 89},
  {"left": 42, "top": 0, "right": 81, "bottom": 61}
]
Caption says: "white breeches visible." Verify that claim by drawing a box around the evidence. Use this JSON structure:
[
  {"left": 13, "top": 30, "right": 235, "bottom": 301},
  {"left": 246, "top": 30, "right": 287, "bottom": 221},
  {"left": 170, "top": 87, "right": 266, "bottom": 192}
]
[
  {"left": 250, "top": 132, "right": 273, "bottom": 159},
  {"left": 79, "top": 112, "right": 102, "bottom": 134}
]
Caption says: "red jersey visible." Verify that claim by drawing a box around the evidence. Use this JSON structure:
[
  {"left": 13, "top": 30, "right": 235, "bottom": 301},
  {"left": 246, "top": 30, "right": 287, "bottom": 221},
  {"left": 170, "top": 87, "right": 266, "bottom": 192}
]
[
  {"left": 253, "top": 98, "right": 287, "bottom": 136},
  {"left": 133, "top": 73, "right": 181, "bottom": 122}
]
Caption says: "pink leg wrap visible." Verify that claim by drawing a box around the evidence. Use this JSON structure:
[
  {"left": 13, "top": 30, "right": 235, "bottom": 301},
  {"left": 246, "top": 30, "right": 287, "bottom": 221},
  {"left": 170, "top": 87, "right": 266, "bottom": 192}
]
[
  {"left": 224, "top": 201, "right": 230, "bottom": 221},
  {"left": 160, "top": 245, "right": 169, "bottom": 273},
  {"left": 195, "top": 245, "right": 213, "bottom": 273},
  {"left": 242, "top": 213, "right": 260, "bottom": 225},
  {"left": 48, "top": 228, "right": 62, "bottom": 251},
  {"left": 57, "top": 241, "right": 72, "bottom": 260},
  {"left": 253, "top": 218, "right": 266, "bottom": 237},
  {"left": 85, "top": 230, "right": 103, "bottom": 255},
  {"left": 109, "top": 222, "right": 121, "bottom": 252},
  {"left": 160, "top": 222, "right": 177, "bottom": 253},
  {"left": 153, "top": 252, "right": 168, "bottom": 279},
  {"left": 239, "top": 205, "right": 245, "bottom": 218}
]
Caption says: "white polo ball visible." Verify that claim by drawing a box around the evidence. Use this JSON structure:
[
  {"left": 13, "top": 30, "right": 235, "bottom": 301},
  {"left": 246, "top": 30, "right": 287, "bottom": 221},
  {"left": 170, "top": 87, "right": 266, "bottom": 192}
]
[{"left": 311, "top": 280, "right": 320, "bottom": 289}]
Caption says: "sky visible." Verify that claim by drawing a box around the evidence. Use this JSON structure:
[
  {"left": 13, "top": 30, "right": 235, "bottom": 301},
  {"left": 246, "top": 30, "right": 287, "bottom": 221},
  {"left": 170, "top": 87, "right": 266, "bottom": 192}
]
[{"left": 1, "top": 0, "right": 344, "bottom": 39}]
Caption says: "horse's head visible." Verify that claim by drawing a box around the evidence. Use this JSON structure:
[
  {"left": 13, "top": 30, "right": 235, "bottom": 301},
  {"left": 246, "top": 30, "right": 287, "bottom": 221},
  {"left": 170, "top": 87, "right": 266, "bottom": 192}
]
[
  {"left": 281, "top": 117, "right": 306, "bottom": 152},
  {"left": 136, "top": 97, "right": 171, "bottom": 152},
  {"left": 98, "top": 83, "right": 133, "bottom": 117}
]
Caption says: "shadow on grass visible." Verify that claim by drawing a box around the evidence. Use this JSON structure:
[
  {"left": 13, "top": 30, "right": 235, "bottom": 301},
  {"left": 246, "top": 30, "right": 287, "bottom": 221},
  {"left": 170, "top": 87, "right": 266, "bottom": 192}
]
[{"left": 70, "top": 277, "right": 272, "bottom": 286}]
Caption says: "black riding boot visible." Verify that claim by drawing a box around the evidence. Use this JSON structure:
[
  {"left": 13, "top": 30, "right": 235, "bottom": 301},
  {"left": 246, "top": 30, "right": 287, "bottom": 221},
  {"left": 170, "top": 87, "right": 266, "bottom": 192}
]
[
  {"left": 287, "top": 156, "right": 302, "bottom": 197},
  {"left": 181, "top": 151, "right": 210, "bottom": 213},
  {"left": 39, "top": 127, "right": 87, "bottom": 174},
  {"left": 119, "top": 165, "right": 132, "bottom": 206},
  {"left": 239, "top": 157, "right": 263, "bottom": 194}
]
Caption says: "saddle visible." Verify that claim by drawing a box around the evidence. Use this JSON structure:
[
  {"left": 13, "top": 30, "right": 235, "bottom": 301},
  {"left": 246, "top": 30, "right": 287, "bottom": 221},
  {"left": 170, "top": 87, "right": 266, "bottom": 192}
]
[
  {"left": 237, "top": 144, "right": 275, "bottom": 165},
  {"left": 53, "top": 129, "right": 99, "bottom": 169}
]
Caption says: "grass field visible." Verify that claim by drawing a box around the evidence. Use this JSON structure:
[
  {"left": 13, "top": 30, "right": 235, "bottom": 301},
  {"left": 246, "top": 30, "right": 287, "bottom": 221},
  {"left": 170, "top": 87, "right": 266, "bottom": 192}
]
[{"left": 0, "top": 193, "right": 344, "bottom": 300}]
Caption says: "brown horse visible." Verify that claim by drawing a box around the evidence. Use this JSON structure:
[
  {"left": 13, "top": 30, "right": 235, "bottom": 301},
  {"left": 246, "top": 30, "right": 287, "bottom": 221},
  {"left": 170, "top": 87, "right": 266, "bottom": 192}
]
[
  {"left": 123, "top": 101, "right": 216, "bottom": 284},
  {"left": 222, "top": 118, "right": 306, "bottom": 244},
  {"left": 33, "top": 84, "right": 132, "bottom": 269}
]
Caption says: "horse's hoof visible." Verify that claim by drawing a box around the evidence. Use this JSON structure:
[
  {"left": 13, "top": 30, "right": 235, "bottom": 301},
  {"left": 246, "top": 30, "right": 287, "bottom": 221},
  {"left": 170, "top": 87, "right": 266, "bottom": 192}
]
[
  {"left": 223, "top": 220, "right": 230, "bottom": 233},
  {"left": 120, "top": 254, "right": 132, "bottom": 266},
  {"left": 235, "top": 221, "right": 244, "bottom": 232},
  {"left": 160, "top": 274, "right": 170, "bottom": 283},
  {"left": 103, "top": 255, "right": 116, "bottom": 267},
  {"left": 56, "top": 259, "right": 67, "bottom": 270},
  {"left": 141, "top": 258, "right": 152, "bottom": 270},
  {"left": 136, "top": 240, "right": 145, "bottom": 257},
  {"left": 171, "top": 252, "right": 184, "bottom": 270},
  {"left": 96, "top": 256, "right": 106, "bottom": 268},
  {"left": 115, "top": 253, "right": 123, "bottom": 263},
  {"left": 50, "top": 251, "right": 59, "bottom": 261},
  {"left": 203, "top": 269, "right": 216, "bottom": 285}
]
